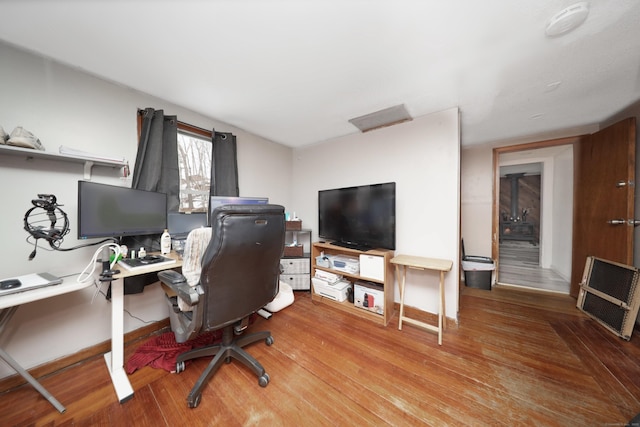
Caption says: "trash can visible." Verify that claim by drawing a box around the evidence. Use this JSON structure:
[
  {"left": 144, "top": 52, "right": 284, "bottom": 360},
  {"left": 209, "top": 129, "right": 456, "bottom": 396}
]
[
  {"left": 462, "top": 258, "right": 495, "bottom": 290},
  {"left": 461, "top": 240, "right": 495, "bottom": 290}
]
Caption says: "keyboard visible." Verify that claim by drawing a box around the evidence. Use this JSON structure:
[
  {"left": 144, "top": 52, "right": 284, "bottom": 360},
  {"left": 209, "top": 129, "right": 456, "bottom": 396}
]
[{"left": 118, "top": 255, "right": 176, "bottom": 271}]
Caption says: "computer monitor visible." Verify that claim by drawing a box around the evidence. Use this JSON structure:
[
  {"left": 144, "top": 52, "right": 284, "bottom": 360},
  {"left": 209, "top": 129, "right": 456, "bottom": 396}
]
[
  {"left": 77, "top": 181, "right": 167, "bottom": 239},
  {"left": 167, "top": 211, "right": 208, "bottom": 239},
  {"left": 208, "top": 196, "right": 269, "bottom": 225}
]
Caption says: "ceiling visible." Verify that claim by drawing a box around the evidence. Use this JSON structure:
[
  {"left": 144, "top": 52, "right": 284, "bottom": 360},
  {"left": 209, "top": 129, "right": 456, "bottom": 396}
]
[{"left": 1, "top": 1, "right": 639, "bottom": 148}]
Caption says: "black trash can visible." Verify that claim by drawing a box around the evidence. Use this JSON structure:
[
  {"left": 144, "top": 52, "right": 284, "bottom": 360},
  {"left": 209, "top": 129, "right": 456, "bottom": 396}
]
[{"left": 461, "top": 240, "right": 495, "bottom": 290}]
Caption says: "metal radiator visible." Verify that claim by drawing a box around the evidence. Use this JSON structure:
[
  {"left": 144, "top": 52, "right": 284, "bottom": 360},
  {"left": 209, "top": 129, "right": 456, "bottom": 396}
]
[{"left": 577, "top": 256, "right": 640, "bottom": 340}]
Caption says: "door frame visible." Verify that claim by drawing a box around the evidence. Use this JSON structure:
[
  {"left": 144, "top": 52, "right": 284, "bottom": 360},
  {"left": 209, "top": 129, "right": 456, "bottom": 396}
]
[{"left": 492, "top": 135, "right": 583, "bottom": 284}]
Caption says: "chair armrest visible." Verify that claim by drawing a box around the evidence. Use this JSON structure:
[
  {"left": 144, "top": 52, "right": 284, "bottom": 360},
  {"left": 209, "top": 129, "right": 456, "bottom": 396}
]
[{"left": 158, "top": 271, "right": 202, "bottom": 305}]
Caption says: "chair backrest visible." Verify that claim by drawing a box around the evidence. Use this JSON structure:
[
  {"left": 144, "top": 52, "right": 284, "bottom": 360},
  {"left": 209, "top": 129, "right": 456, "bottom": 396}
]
[
  {"left": 181, "top": 227, "right": 213, "bottom": 288},
  {"left": 200, "top": 204, "right": 285, "bottom": 331}
]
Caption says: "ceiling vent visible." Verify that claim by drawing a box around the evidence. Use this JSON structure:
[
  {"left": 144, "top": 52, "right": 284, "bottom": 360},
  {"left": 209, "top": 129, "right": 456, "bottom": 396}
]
[
  {"left": 545, "top": 2, "right": 589, "bottom": 37},
  {"left": 348, "top": 104, "right": 413, "bottom": 133}
]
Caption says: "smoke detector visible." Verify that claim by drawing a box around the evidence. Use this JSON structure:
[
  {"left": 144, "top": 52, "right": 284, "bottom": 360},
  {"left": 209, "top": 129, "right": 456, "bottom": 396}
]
[{"left": 545, "top": 2, "right": 590, "bottom": 37}]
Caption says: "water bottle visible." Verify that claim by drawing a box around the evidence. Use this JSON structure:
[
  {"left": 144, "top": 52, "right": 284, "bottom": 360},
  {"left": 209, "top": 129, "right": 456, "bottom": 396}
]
[{"left": 161, "top": 229, "right": 171, "bottom": 255}]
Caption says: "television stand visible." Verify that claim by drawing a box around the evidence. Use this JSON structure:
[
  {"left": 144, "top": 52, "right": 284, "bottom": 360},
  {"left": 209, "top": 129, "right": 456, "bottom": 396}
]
[
  {"left": 312, "top": 242, "right": 394, "bottom": 326},
  {"left": 330, "top": 241, "right": 372, "bottom": 252}
]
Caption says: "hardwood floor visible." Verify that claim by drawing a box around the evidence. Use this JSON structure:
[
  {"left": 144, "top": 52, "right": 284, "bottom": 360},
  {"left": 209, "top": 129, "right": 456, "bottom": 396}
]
[
  {"left": 498, "top": 241, "right": 570, "bottom": 293},
  {"left": 2, "top": 288, "right": 639, "bottom": 426}
]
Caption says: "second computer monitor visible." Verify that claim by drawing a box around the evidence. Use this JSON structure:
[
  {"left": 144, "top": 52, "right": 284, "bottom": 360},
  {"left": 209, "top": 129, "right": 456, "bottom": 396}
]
[{"left": 208, "top": 196, "right": 269, "bottom": 225}]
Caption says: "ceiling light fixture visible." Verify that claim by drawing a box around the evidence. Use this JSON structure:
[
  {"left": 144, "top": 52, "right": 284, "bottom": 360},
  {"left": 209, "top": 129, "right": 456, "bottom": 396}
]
[
  {"left": 545, "top": 2, "right": 589, "bottom": 37},
  {"left": 348, "top": 104, "right": 413, "bottom": 133}
]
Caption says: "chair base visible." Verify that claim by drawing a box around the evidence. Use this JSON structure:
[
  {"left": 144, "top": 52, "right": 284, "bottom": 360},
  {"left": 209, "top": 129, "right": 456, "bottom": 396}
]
[{"left": 176, "top": 325, "right": 273, "bottom": 408}]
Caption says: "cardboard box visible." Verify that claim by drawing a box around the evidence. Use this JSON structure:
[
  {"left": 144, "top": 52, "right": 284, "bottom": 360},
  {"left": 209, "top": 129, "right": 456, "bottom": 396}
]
[
  {"left": 312, "top": 277, "right": 350, "bottom": 302},
  {"left": 285, "top": 220, "right": 302, "bottom": 230},
  {"left": 359, "top": 254, "right": 385, "bottom": 281},
  {"left": 354, "top": 281, "right": 384, "bottom": 315},
  {"left": 283, "top": 245, "right": 304, "bottom": 257}
]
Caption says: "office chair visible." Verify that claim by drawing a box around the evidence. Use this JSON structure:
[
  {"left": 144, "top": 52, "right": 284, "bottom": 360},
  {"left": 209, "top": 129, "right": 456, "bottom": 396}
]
[{"left": 158, "top": 204, "right": 285, "bottom": 408}]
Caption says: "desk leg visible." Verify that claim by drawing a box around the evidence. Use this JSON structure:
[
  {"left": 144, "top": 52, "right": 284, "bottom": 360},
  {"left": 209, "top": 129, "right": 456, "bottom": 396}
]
[
  {"left": 397, "top": 265, "right": 406, "bottom": 330},
  {"left": 438, "top": 270, "right": 445, "bottom": 346},
  {"left": 0, "top": 307, "right": 66, "bottom": 413},
  {"left": 103, "top": 278, "right": 134, "bottom": 403}
]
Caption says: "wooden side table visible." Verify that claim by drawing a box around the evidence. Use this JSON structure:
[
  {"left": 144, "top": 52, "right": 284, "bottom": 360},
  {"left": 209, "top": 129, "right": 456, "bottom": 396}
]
[{"left": 391, "top": 254, "right": 453, "bottom": 345}]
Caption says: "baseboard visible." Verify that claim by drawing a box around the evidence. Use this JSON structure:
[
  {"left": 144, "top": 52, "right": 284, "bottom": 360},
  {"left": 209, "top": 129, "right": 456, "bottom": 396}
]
[{"left": 0, "top": 318, "right": 170, "bottom": 394}]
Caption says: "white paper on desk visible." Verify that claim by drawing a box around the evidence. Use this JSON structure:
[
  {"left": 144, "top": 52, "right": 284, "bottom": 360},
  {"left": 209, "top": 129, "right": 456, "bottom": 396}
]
[{"left": 59, "top": 145, "right": 126, "bottom": 163}]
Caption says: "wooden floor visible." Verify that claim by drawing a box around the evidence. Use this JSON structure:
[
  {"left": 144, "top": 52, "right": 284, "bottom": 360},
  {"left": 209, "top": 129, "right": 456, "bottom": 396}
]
[
  {"left": 498, "top": 241, "right": 570, "bottom": 293},
  {"left": 2, "top": 287, "right": 640, "bottom": 426}
]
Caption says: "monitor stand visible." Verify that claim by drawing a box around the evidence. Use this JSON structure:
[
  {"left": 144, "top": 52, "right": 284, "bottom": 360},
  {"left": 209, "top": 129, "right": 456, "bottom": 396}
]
[{"left": 330, "top": 241, "right": 372, "bottom": 252}]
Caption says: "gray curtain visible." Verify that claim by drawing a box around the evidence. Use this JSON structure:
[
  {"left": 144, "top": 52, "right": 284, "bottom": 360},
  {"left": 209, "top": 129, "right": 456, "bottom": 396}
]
[
  {"left": 121, "top": 108, "right": 179, "bottom": 295},
  {"left": 210, "top": 130, "right": 239, "bottom": 197},
  {"left": 132, "top": 108, "right": 180, "bottom": 211}
]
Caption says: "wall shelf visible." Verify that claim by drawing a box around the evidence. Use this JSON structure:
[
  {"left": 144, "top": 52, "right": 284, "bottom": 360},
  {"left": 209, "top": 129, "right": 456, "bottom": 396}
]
[{"left": 0, "top": 144, "right": 129, "bottom": 179}]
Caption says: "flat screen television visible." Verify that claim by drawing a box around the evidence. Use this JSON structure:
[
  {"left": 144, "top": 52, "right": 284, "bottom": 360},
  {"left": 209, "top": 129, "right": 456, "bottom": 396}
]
[
  {"left": 208, "top": 196, "right": 269, "bottom": 225},
  {"left": 77, "top": 181, "right": 167, "bottom": 239},
  {"left": 318, "top": 182, "right": 396, "bottom": 251}
]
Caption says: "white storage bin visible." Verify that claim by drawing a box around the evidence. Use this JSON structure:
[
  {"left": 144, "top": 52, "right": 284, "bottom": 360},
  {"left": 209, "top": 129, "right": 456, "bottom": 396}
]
[
  {"left": 281, "top": 258, "right": 310, "bottom": 274},
  {"left": 280, "top": 274, "right": 311, "bottom": 291},
  {"left": 359, "top": 254, "right": 385, "bottom": 281}
]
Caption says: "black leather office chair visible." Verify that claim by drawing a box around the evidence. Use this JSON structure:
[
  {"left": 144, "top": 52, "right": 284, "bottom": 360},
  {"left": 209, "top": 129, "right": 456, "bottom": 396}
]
[{"left": 158, "top": 204, "right": 285, "bottom": 408}]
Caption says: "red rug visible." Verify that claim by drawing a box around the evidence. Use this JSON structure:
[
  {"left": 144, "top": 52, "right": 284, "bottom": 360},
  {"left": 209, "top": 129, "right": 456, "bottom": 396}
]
[{"left": 126, "top": 330, "right": 222, "bottom": 374}]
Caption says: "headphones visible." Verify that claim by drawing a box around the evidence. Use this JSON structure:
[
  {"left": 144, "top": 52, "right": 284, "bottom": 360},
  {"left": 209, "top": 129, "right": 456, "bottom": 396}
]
[{"left": 23, "top": 194, "right": 70, "bottom": 259}]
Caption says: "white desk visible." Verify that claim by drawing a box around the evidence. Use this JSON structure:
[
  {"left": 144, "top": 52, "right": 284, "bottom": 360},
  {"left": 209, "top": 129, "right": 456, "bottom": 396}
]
[
  {"left": 0, "top": 277, "right": 93, "bottom": 413},
  {"left": 391, "top": 254, "right": 453, "bottom": 345},
  {"left": 0, "top": 252, "right": 182, "bottom": 411},
  {"left": 107, "top": 252, "right": 182, "bottom": 403}
]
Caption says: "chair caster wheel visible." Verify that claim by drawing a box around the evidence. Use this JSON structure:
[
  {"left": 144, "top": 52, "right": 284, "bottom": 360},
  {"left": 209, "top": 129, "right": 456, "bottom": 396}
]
[
  {"left": 187, "top": 393, "right": 201, "bottom": 408},
  {"left": 259, "top": 373, "right": 270, "bottom": 387},
  {"left": 176, "top": 361, "right": 185, "bottom": 373},
  {"left": 265, "top": 336, "right": 274, "bottom": 346}
]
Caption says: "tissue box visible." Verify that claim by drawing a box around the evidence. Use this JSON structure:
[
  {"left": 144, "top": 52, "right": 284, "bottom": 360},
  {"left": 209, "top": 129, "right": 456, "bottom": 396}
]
[
  {"left": 312, "top": 277, "right": 350, "bottom": 302},
  {"left": 354, "top": 281, "right": 384, "bottom": 315}
]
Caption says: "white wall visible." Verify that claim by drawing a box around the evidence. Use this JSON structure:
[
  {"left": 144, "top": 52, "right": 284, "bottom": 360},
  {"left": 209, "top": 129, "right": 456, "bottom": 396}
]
[
  {"left": 0, "top": 40, "right": 461, "bottom": 380},
  {"left": 0, "top": 41, "right": 292, "bottom": 379},
  {"left": 551, "top": 146, "right": 573, "bottom": 280},
  {"left": 292, "top": 109, "right": 461, "bottom": 319},
  {"left": 460, "top": 144, "right": 494, "bottom": 257}
]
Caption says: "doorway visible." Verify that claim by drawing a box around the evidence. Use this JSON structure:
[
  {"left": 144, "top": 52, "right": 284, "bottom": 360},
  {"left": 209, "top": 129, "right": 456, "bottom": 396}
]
[{"left": 494, "top": 143, "right": 574, "bottom": 293}]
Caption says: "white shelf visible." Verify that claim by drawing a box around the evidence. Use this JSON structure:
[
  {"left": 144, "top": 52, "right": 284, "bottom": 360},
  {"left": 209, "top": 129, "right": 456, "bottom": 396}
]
[{"left": 0, "top": 144, "right": 129, "bottom": 179}]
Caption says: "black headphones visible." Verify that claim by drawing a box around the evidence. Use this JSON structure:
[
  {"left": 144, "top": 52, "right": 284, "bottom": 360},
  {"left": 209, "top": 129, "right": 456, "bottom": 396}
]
[{"left": 23, "top": 194, "right": 70, "bottom": 259}]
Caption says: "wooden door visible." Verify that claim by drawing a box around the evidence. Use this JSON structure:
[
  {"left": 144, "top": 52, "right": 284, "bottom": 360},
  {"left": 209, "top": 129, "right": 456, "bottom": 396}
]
[{"left": 571, "top": 118, "right": 636, "bottom": 296}]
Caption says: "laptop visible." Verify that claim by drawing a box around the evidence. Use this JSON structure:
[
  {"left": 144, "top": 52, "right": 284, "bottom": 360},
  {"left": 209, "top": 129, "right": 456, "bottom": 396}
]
[{"left": 0, "top": 272, "right": 63, "bottom": 296}]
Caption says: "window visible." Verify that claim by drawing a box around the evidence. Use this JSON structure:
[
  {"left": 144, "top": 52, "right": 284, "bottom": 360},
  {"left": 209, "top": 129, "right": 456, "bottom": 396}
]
[
  {"left": 177, "top": 127, "right": 212, "bottom": 213},
  {"left": 135, "top": 110, "right": 217, "bottom": 213}
]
